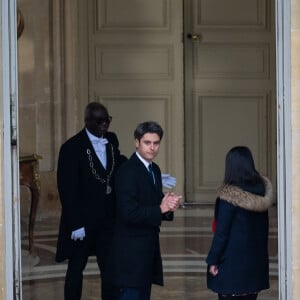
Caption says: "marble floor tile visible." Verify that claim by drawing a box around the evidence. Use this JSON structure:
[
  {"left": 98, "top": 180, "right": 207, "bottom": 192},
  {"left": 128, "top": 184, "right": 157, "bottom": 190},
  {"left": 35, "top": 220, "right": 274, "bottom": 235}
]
[{"left": 21, "top": 205, "right": 279, "bottom": 299}]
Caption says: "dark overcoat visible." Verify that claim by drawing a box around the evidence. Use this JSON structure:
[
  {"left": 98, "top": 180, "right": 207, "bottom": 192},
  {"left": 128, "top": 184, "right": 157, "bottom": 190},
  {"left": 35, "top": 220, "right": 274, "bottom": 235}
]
[
  {"left": 108, "top": 153, "right": 173, "bottom": 288},
  {"left": 55, "top": 129, "right": 121, "bottom": 262},
  {"left": 206, "top": 177, "right": 273, "bottom": 295}
]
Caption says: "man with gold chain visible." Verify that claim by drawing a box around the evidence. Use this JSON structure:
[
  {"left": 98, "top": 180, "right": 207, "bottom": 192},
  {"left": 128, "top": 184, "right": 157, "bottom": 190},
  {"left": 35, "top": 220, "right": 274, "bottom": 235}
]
[{"left": 55, "top": 102, "right": 122, "bottom": 300}]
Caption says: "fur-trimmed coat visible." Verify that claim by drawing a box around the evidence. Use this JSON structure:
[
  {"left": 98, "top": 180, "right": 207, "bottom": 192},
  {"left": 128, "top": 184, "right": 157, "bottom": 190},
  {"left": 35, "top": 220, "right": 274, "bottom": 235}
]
[{"left": 206, "top": 177, "right": 273, "bottom": 295}]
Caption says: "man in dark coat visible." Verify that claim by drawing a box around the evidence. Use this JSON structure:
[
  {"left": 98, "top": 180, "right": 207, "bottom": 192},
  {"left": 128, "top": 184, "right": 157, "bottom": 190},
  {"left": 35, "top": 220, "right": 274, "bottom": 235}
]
[
  {"left": 55, "top": 102, "right": 122, "bottom": 300},
  {"left": 109, "top": 121, "right": 182, "bottom": 300}
]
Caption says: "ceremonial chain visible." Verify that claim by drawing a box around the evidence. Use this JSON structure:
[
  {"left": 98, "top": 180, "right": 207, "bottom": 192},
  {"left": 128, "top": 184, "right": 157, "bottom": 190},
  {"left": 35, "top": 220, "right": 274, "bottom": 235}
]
[{"left": 86, "top": 144, "right": 115, "bottom": 194}]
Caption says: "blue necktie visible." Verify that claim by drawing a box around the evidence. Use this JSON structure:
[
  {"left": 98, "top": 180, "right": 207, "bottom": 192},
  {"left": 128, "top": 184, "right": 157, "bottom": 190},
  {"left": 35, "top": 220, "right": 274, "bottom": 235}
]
[{"left": 148, "top": 163, "right": 155, "bottom": 184}]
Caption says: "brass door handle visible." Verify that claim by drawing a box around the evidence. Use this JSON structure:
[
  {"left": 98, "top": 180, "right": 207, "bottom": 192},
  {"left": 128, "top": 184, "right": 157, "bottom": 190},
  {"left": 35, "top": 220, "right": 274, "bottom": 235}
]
[{"left": 187, "top": 33, "right": 202, "bottom": 41}]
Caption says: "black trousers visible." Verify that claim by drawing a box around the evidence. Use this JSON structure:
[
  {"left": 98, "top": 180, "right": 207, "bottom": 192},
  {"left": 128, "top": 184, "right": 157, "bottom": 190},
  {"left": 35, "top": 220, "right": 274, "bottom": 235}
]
[
  {"left": 64, "top": 226, "right": 119, "bottom": 300},
  {"left": 218, "top": 293, "right": 258, "bottom": 300},
  {"left": 118, "top": 286, "right": 152, "bottom": 300}
]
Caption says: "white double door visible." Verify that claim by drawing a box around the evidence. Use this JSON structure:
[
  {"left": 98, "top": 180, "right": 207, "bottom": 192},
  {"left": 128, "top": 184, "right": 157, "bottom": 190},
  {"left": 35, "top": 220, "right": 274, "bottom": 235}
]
[{"left": 82, "top": 0, "right": 276, "bottom": 202}]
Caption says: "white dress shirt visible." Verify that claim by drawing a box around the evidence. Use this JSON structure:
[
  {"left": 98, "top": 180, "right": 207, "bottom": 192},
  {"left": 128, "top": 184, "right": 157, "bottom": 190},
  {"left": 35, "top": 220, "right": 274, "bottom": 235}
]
[
  {"left": 135, "top": 151, "right": 152, "bottom": 171},
  {"left": 86, "top": 129, "right": 108, "bottom": 169}
]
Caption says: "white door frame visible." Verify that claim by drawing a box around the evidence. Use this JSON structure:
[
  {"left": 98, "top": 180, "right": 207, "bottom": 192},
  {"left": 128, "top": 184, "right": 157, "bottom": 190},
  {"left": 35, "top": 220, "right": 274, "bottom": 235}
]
[
  {"left": 276, "top": 0, "right": 292, "bottom": 298},
  {"left": 1, "top": 0, "right": 22, "bottom": 299}
]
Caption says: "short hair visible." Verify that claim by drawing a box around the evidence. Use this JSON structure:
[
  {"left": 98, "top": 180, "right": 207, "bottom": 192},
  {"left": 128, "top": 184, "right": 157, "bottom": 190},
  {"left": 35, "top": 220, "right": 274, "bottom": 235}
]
[
  {"left": 134, "top": 121, "right": 164, "bottom": 141},
  {"left": 84, "top": 102, "right": 108, "bottom": 123},
  {"left": 223, "top": 146, "right": 262, "bottom": 185}
]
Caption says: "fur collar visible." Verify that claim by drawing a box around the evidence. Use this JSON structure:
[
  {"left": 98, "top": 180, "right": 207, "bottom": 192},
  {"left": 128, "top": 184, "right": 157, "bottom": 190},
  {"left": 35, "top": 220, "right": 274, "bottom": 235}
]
[{"left": 217, "top": 176, "right": 273, "bottom": 212}]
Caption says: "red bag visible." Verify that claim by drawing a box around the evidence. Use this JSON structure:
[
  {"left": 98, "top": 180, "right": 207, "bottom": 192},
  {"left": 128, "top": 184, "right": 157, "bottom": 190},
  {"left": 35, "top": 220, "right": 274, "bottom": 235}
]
[{"left": 212, "top": 217, "right": 217, "bottom": 233}]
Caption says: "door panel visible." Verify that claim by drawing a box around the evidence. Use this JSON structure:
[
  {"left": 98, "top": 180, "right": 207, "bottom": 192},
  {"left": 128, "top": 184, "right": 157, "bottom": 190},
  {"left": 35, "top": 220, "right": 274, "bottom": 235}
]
[
  {"left": 184, "top": 0, "right": 276, "bottom": 202},
  {"left": 87, "top": 0, "right": 184, "bottom": 195},
  {"left": 195, "top": 0, "right": 268, "bottom": 29},
  {"left": 186, "top": 91, "right": 270, "bottom": 200}
]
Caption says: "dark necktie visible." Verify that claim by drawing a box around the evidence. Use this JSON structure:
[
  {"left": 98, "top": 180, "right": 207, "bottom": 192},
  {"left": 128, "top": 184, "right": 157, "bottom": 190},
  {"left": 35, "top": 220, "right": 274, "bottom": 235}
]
[{"left": 148, "top": 163, "right": 155, "bottom": 184}]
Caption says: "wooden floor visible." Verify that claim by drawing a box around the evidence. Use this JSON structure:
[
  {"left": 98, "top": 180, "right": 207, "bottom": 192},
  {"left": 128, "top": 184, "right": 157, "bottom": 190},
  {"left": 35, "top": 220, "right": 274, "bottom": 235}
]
[{"left": 21, "top": 205, "right": 279, "bottom": 299}]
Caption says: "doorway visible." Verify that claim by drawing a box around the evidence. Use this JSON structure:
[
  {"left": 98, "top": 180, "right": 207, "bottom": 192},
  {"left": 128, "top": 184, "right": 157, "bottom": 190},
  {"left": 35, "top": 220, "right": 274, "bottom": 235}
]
[{"left": 16, "top": 0, "right": 281, "bottom": 299}]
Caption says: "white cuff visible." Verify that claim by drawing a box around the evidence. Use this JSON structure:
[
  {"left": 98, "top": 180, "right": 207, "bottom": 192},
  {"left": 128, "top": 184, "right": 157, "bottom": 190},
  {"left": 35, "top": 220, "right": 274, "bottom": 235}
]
[{"left": 71, "top": 227, "right": 86, "bottom": 241}]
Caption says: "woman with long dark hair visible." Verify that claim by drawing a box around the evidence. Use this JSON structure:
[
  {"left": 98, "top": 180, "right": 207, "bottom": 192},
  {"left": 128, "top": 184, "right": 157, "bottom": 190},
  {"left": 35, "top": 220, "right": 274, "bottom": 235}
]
[{"left": 206, "top": 146, "right": 273, "bottom": 300}]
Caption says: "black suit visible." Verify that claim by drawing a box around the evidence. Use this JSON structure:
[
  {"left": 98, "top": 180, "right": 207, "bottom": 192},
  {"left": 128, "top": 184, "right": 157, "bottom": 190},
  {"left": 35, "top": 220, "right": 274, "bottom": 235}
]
[
  {"left": 108, "top": 153, "right": 173, "bottom": 291},
  {"left": 55, "top": 129, "right": 121, "bottom": 300}
]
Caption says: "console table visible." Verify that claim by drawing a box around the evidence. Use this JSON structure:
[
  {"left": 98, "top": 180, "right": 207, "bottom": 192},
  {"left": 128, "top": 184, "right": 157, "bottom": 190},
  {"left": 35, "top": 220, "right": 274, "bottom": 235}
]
[{"left": 19, "top": 154, "right": 42, "bottom": 253}]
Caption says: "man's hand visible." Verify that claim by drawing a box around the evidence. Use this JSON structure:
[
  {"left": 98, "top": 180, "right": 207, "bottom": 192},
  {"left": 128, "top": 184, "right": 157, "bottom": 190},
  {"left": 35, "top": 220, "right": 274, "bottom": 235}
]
[
  {"left": 167, "top": 192, "right": 182, "bottom": 211},
  {"left": 71, "top": 227, "right": 86, "bottom": 241},
  {"left": 161, "top": 174, "right": 176, "bottom": 189},
  {"left": 160, "top": 192, "right": 182, "bottom": 213},
  {"left": 209, "top": 265, "right": 219, "bottom": 276},
  {"left": 160, "top": 192, "right": 171, "bottom": 213}
]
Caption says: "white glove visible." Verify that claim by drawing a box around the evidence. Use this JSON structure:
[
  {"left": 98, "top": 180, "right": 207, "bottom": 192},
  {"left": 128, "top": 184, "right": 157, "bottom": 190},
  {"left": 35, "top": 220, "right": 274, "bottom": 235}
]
[
  {"left": 71, "top": 227, "right": 86, "bottom": 241},
  {"left": 161, "top": 174, "right": 177, "bottom": 189}
]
